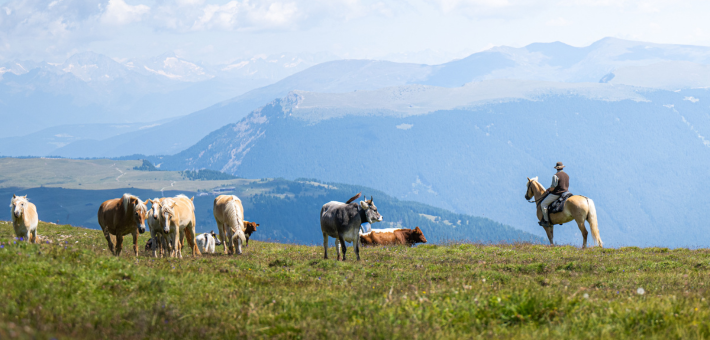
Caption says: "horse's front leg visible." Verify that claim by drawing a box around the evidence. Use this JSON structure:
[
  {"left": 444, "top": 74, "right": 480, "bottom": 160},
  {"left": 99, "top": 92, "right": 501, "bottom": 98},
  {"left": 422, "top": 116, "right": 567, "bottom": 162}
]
[
  {"left": 544, "top": 226, "right": 554, "bottom": 245},
  {"left": 132, "top": 230, "right": 139, "bottom": 256},
  {"left": 218, "top": 224, "right": 228, "bottom": 255}
]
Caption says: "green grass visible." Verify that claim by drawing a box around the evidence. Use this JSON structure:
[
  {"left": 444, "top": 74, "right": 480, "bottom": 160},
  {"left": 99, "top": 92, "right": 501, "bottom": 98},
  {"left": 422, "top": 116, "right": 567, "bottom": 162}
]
[{"left": 2, "top": 222, "right": 710, "bottom": 339}]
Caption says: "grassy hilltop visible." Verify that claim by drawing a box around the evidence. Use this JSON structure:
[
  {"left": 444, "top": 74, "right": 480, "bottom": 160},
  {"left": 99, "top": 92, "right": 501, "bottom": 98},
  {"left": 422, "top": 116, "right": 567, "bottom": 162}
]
[{"left": 2, "top": 222, "right": 710, "bottom": 339}]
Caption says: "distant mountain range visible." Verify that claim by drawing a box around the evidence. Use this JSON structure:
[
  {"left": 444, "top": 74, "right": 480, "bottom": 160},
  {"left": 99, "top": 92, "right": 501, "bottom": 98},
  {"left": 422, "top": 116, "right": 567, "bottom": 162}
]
[
  {"left": 0, "top": 51, "right": 336, "bottom": 141},
  {"left": 5, "top": 37, "right": 710, "bottom": 158},
  {"left": 151, "top": 83, "right": 710, "bottom": 247}
]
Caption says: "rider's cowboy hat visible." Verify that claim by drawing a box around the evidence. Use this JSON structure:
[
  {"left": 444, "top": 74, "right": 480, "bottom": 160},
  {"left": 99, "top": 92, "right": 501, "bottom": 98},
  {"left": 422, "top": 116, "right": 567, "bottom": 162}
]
[{"left": 554, "top": 162, "right": 565, "bottom": 170}]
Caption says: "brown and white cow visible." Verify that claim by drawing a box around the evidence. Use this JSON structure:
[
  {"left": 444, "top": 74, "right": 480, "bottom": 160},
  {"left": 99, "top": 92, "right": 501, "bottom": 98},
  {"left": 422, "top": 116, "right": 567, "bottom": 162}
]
[
  {"left": 360, "top": 227, "right": 427, "bottom": 247},
  {"left": 243, "top": 221, "right": 259, "bottom": 246}
]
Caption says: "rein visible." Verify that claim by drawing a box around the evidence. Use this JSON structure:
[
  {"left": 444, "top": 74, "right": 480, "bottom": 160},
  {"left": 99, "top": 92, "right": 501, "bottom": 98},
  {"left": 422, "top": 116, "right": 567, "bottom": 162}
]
[{"left": 526, "top": 181, "right": 546, "bottom": 206}]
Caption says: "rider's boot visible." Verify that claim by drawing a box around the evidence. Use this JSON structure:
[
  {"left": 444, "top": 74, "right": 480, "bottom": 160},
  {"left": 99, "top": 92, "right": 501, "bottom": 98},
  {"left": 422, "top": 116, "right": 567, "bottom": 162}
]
[{"left": 539, "top": 207, "right": 552, "bottom": 227}]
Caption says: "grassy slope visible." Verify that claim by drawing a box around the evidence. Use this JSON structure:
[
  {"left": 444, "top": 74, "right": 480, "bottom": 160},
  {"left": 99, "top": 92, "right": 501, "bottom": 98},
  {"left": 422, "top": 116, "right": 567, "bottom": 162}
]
[
  {"left": 0, "top": 158, "right": 254, "bottom": 192},
  {"left": 2, "top": 222, "right": 710, "bottom": 339}
]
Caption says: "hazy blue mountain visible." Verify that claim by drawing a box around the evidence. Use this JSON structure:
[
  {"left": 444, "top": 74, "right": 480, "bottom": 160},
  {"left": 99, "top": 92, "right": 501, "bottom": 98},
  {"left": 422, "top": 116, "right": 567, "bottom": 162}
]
[
  {"left": 154, "top": 82, "right": 710, "bottom": 247},
  {"left": 6, "top": 38, "right": 710, "bottom": 157},
  {"left": 422, "top": 38, "right": 710, "bottom": 87},
  {"left": 54, "top": 37, "right": 710, "bottom": 158},
  {"left": 0, "top": 51, "right": 335, "bottom": 140},
  {"left": 48, "top": 60, "right": 434, "bottom": 158},
  {"left": 0, "top": 120, "right": 175, "bottom": 157}
]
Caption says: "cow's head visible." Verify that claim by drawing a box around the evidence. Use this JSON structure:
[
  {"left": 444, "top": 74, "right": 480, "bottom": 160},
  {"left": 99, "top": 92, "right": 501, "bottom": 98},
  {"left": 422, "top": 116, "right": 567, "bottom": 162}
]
[
  {"left": 359, "top": 196, "right": 383, "bottom": 224},
  {"left": 161, "top": 199, "right": 178, "bottom": 234},
  {"left": 210, "top": 230, "right": 222, "bottom": 246},
  {"left": 10, "top": 194, "right": 27, "bottom": 219},
  {"left": 408, "top": 226, "right": 427, "bottom": 245},
  {"left": 243, "top": 221, "right": 259, "bottom": 246}
]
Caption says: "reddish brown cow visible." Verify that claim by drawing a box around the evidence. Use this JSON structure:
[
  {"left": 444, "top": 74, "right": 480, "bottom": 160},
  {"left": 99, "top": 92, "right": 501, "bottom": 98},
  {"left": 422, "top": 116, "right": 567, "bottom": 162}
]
[
  {"left": 360, "top": 227, "right": 427, "bottom": 246},
  {"left": 243, "top": 221, "right": 259, "bottom": 246}
]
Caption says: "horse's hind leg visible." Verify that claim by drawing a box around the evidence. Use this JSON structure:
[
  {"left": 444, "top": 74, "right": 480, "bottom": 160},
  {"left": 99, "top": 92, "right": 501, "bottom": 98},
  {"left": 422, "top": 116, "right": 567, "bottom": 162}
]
[
  {"left": 103, "top": 229, "right": 116, "bottom": 255},
  {"left": 115, "top": 234, "right": 124, "bottom": 257},
  {"left": 576, "top": 217, "right": 588, "bottom": 249}
]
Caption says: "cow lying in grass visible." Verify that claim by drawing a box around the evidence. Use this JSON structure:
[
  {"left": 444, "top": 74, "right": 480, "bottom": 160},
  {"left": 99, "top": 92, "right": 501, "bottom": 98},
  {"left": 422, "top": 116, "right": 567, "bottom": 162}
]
[
  {"left": 195, "top": 231, "right": 218, "bottom": 254},
  {"left": 360, "top": 227, "right": 427, "bottom": 246}
]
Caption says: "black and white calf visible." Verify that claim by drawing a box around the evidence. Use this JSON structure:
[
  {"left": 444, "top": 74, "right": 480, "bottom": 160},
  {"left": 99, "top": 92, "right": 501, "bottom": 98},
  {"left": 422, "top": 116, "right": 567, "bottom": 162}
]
[{"left": 320, "top": 193, "right": 383, "bottom": 261}]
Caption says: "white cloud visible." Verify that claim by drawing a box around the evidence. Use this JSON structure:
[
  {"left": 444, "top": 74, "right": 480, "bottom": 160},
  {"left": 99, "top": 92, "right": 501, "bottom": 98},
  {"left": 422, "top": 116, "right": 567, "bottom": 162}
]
[{"left": 101, "top": 0, "right": 150, "bottom": 25}]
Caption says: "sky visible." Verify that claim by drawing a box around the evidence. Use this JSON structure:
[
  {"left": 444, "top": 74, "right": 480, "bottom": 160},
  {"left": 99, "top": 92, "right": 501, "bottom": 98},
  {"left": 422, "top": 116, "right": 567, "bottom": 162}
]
[{"left": 1, "top": 0, "right": 710, "bottom": 65}]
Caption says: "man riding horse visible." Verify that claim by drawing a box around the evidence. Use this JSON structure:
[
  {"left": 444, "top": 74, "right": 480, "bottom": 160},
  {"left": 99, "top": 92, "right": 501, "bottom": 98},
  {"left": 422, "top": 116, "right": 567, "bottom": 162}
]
[
  {"left": 525, "top": 162, "right": 603, "bottom": 248},
  {"left": 539, "top": 162, "right": 569, "bottom": 229}
]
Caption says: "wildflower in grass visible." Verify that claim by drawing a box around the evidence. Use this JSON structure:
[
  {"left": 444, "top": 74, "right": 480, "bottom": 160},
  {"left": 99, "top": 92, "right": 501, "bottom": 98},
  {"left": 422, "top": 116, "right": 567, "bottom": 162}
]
[
  {"left": 637, "top": 287, "right": 645, "bottom": 295},
  {"left": 583, "top": 293, "right": 589, "bottom": 299},
  {"left": 0, "top": 245, "right": 3, "bottom": 249}
]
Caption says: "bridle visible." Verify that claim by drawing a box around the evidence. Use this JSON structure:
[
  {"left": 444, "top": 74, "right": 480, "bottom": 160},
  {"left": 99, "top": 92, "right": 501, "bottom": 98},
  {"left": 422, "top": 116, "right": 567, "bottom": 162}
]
[{"left": 526, "top": 180, "right": 545, "bottom": 205}]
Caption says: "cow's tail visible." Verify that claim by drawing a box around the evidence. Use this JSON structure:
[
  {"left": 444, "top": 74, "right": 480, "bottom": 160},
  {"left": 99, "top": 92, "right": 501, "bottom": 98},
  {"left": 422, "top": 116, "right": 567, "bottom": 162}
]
[
  {"left": 346, "top": 192, "right": 362, "bottom": 204},
  {"left": 586, "top": 198, "right": 603, "bottom": 247}
]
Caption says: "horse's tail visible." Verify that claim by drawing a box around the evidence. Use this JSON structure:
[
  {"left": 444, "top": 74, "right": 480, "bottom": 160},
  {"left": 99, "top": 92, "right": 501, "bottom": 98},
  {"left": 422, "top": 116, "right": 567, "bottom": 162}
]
[{"left": 586, "top": 198, "right": 603, "bottom": 247}]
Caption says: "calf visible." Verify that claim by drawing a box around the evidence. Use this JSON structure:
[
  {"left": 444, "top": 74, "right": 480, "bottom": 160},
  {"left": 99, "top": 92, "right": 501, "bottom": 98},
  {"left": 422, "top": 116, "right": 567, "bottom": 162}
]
[
  {"left": 243, "top": 221, "right": 259, "bottom": 246},
  {"left": 360, "top": 227, "right": 427, "bottom": 246},
  {"left": 195, "top": 232, "right": 216, "bottom": 254},
  {"left": 320, "top": 193, "right": 383, "bottom": 261}
]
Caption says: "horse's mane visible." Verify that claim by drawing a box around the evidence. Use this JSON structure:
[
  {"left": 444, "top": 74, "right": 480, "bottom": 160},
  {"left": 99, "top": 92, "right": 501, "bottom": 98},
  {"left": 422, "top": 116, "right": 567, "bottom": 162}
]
[
  {"left": 10, "top": 195, "right": 28, "bottom": 207},
  {"left": 122, "top": 193, "right": 146, "bottom": 214},
  {"left": 346, "top": 192, "right": 362, "bottom": 204}
]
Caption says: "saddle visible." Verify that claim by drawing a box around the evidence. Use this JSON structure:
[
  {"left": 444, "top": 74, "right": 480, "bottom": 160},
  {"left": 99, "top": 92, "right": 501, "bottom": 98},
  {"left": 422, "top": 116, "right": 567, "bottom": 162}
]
[{"left": 549, "top": 192, "right": 573, "bottom": 214}]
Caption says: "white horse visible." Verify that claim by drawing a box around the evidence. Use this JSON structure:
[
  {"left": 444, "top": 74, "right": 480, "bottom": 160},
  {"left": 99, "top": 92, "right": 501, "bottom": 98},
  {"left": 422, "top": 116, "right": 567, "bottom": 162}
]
[
  {"left": 145, "top": 198, "right": 170, "bottom": 258},
  {"left": 10, "top": 195, "right": 38, "bottom": 243},
  {"left": 213, "top": 195, "right": 246, "bottom": 255}
]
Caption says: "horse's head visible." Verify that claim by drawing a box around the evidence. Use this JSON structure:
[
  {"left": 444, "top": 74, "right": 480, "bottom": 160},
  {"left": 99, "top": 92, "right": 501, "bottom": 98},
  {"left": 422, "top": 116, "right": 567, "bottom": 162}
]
[
  {"left": 146, "top": 198, "right": 162, "bottom": 220},
  {"left": 161, "top": 199, "right": 177, "bottom": 234},
  {"left": 122, "top": 194, "right": 146, "bottom": 234},
  {"left": 134, "top": 199, "right": 147, "bottom": 234},
  {"left": 10, "top": 194, "right": 27, "bottom": 219},
  {"left": 525, "top": 177, "right": 539, "bottom": 200}
]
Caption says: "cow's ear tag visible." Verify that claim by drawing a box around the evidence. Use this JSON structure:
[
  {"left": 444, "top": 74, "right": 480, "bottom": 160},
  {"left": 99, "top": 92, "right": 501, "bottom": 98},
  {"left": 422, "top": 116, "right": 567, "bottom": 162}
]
[{"left": 360, "top": 201, "right": 370, "bottom": 210}]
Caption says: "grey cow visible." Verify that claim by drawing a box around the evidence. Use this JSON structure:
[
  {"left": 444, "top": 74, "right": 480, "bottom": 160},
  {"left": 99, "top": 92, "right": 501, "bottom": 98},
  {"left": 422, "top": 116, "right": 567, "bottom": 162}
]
[{"left": 320, "top": 192, "right": 383, "bottom": 261}]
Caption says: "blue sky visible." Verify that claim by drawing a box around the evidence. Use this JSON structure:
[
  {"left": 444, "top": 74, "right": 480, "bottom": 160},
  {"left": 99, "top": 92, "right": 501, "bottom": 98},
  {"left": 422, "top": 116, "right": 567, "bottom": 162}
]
[{"left": 1, "top": 0, "right": 709, "bottom": 64}]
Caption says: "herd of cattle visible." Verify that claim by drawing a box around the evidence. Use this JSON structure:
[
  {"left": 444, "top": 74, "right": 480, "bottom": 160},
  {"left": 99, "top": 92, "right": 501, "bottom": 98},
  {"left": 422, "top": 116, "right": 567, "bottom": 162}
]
[{"left": 8, "top": 192, "right": 427, "bottom": 260}]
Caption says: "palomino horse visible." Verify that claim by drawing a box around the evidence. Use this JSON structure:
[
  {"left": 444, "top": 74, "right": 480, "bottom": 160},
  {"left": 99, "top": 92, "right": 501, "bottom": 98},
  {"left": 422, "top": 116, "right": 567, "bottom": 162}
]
[
  {"left": 525, "top": 177, "right": 603, "bottom": 248},
  {"left": 160, "top": 195, "right": 201, "bottom": 258},
  {"left": 145, "top": 198, "right": 170, "bottom": 258},
  {"left": 213, "top": 195, "right": 246, "bottom": 255},
  {"left": 10, "top": 195, "right": 38, "bottom": 243},
  {"left": 97, "top": 194, "right": 147, "bottom": 256}
]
